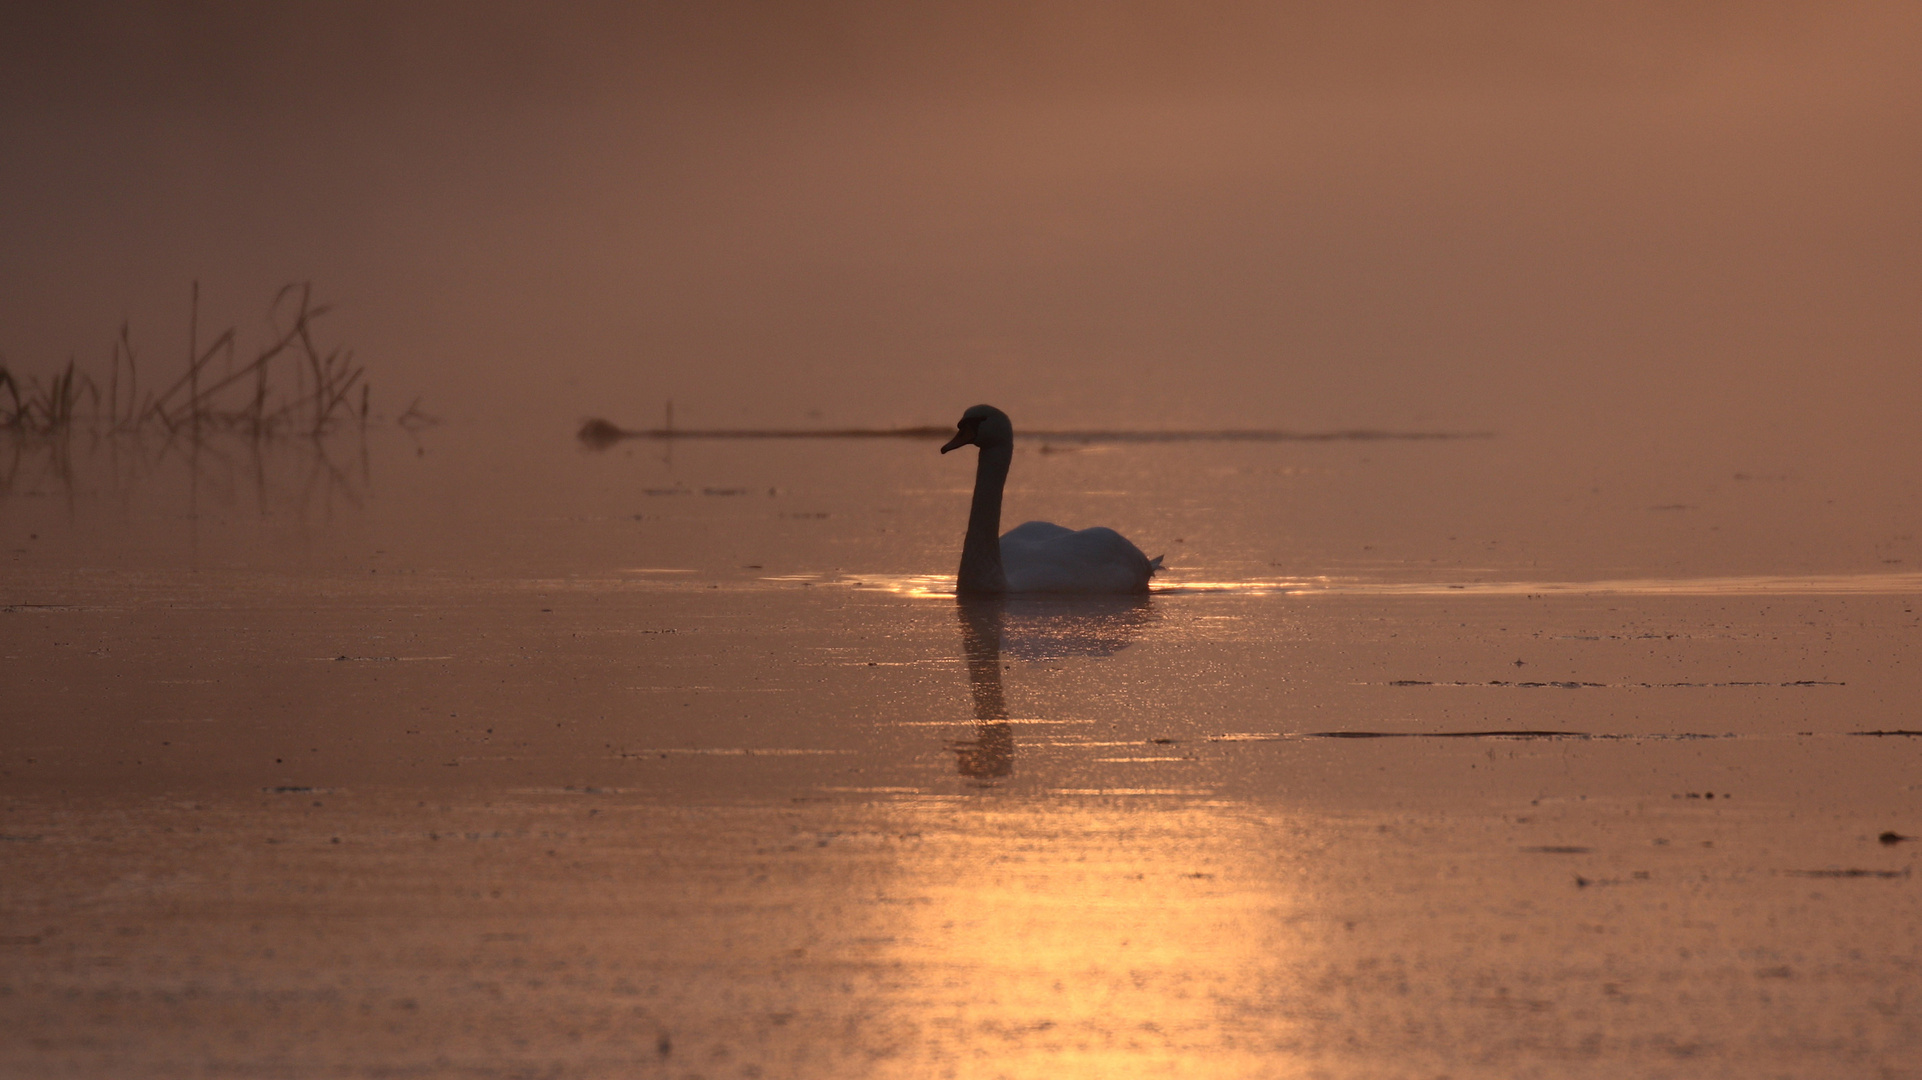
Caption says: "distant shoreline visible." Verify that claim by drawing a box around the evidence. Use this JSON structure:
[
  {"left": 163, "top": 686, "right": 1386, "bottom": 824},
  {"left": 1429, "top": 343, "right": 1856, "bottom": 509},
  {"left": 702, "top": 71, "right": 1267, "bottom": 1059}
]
[{"left": 576, "top": 416, "right": 1494, "bottom": 448}]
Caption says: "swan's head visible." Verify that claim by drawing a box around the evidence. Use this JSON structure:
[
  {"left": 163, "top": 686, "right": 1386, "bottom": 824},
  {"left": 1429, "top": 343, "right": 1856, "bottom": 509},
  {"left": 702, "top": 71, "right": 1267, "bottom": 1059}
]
[{"left": 941, "top": 404, "right": 1013, "bottom": 453}]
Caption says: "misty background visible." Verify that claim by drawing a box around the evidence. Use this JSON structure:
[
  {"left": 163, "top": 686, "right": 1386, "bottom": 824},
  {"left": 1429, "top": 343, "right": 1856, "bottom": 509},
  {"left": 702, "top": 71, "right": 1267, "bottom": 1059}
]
[{"left": 3, "top": 1, "right": 1919, "bottom": 465}]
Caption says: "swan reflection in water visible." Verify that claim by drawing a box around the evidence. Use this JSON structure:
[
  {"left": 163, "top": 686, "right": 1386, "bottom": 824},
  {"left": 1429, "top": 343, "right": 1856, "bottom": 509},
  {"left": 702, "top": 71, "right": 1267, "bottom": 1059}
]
[{"left": 950, "top": 594, "right": 1155, "bottom": 781}]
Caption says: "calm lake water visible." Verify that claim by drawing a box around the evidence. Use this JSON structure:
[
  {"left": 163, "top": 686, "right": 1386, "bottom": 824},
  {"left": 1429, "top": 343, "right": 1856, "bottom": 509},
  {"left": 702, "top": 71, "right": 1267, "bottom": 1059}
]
[{"left": 4, "top": 421, "right": 1919, "bottom": 1078}]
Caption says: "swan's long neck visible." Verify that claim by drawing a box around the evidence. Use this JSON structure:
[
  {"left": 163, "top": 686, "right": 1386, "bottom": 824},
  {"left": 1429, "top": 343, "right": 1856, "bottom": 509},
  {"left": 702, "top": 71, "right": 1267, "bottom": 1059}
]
[{"left": 958, "top": 442, "right": 1011, "bottom": 594}]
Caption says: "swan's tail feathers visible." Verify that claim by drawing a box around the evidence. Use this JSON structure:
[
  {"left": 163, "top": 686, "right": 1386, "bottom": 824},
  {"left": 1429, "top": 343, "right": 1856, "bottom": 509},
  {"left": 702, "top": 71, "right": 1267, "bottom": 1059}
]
[{"left": 1148, "top": 555, "right": 1165, "bottom": 575}]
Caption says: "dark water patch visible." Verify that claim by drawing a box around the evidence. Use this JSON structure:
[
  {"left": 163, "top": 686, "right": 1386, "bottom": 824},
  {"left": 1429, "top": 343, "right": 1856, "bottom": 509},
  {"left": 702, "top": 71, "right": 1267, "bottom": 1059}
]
[
  {"left": 614, "top": 747, "right": 855, "bottom": 757},
  {"left": 1212, "top": 730, "right": 1772, "bottom": 743},
  {"left": 577, "top": 417, "right": 1493, "bottom": 449},
  {"left": 1854, "top": 730, "right": 1922, "bottom": 737},
  {"left": 1780, "top": 868, "right": 1911, "bottom": 879},
  {"left": 1589, "top": 733, "right": 1741, "bottom": 740},
  {"left": 1422, "top": 729, "right": 1586, "bottom": 739},
  {"left": 1389, "top": 679, "right": 1606, "bottom": 689},
  {"left": 1878, "top": 832, "right": 1914, "bottom": 845},
  {"left": 1574, "top": 872, "right": 1653, "bottom": 888},
  {"left": 1386, "top": 679, "right": 1843, "bottom": 689},
  {"left": 1223, "top": 729, "right": 1590, "bottom": 741}
]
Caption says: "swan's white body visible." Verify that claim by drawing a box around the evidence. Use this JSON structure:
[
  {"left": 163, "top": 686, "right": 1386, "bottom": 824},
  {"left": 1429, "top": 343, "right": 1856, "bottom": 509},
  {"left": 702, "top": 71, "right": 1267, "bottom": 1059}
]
[
  {"left": 941, "top": 405, "right": 1161, "bottom": 595},
  {"left": 998, "top": 521, "right": 1158, "bottom": 593}
]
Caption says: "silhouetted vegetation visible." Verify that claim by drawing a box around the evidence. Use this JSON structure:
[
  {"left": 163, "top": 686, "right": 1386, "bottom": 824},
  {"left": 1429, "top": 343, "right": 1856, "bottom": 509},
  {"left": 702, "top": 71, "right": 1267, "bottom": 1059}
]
[{"left": 1, "top": 283, "right": 370, "bottom": 438}]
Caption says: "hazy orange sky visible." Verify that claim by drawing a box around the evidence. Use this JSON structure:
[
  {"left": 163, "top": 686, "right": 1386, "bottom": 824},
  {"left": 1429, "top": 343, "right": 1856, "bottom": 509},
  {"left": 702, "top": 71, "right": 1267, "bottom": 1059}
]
[{"left": 3, "top": 2, "right": 1919, "bottom": 452}]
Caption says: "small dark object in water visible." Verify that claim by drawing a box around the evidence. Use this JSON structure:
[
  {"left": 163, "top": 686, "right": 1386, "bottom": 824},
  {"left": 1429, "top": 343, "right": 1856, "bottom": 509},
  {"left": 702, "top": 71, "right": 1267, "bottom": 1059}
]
[
  {"left": 1879, "top": 831, "right": 1914, "bottom": 845},
  {"left": 1151, "top": 737, "right": 1175, "bottom": 744},
  {"left": 656, "top": 1033, "right": 672, "bottom": 1058},
  {"left": 1522, "top": 846, "right": 1591, "bottom": 854},
  {"left": 578, "top": 417, "right": 625, "bottom": 449}
]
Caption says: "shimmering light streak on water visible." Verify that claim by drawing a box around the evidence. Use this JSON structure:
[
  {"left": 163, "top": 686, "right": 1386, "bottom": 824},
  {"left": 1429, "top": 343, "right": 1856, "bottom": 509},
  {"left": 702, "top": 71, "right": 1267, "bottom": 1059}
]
[{"left": 852, "top": 571, "right": 1922, "bottom": 599}]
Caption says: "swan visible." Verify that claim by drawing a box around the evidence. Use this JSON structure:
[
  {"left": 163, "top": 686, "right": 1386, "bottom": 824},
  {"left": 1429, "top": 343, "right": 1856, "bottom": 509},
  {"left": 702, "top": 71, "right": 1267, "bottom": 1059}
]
[{"left": 940, "top": 404, "right": 1163, "bottom": 594}]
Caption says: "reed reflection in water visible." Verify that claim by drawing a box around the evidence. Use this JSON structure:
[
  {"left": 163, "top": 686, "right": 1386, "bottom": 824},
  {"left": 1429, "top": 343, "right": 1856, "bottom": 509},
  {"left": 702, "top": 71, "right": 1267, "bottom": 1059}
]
[{"left": 951, "top": 595, "right": 1156, "bottom": 781}]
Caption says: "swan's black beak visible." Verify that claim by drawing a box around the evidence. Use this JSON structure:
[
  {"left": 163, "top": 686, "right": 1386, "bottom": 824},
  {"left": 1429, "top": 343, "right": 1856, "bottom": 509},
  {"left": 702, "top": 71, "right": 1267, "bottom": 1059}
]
[{"left": 940, "top": 429, "right": 973, "bottom": 454}]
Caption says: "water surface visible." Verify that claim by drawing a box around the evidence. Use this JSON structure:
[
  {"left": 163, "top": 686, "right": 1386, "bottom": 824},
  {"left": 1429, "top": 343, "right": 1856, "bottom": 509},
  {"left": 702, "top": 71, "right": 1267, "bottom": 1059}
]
[{"left": 3, "top": 424, "right": 1918, "bottom": 1077}]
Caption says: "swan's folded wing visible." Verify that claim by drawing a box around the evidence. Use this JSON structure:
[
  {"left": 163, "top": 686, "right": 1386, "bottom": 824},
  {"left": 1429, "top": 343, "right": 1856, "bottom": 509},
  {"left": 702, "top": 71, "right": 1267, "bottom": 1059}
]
[
  {"left": 1000, "top": 520, "right": 1077, "bottom": 545},
  {"left": 1000, "top": 523, "right": 1156, "bottom": 593}
]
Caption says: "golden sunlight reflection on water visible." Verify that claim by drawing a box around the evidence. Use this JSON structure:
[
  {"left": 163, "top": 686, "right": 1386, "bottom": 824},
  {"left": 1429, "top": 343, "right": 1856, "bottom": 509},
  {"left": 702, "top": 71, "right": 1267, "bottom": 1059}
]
[
  {"left": 845, "top": 570, "right": 1922, "bottom": 599},
  {"left": 875, "top": 803, "right": 1311, "bottom": 1076}
]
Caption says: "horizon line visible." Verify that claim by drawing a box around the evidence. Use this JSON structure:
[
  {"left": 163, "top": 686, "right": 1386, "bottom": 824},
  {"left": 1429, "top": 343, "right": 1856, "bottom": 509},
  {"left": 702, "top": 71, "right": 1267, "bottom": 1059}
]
[{"left": 577, "top": 417, "right": 1493, "bottom": 448}]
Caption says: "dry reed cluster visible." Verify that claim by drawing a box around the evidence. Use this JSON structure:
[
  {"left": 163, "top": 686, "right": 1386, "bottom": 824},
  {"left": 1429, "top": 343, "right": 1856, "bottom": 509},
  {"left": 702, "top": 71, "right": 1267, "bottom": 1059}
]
[{"left": 1, "top": 283, "right": 373, "bottom": 438}]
